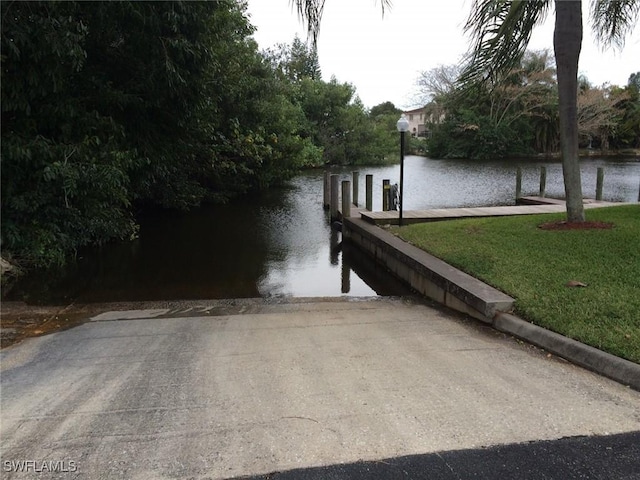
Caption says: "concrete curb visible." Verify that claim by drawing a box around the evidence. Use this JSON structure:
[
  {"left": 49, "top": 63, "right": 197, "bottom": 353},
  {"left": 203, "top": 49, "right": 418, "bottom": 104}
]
[{"left": 494, "top": 312, "right": 640, "bottom": 391}]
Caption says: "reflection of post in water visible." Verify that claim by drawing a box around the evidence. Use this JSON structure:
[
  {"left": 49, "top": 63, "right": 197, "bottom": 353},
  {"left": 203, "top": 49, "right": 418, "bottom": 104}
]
[
  {"left": 342, "top": 243, "right": 410, "bottom": 297},
  {"left": 341, "top": 255, "right": 351, "bottom": 294},
  {"left": 330, "top": 228, "right": 340, "bottom": 266}
]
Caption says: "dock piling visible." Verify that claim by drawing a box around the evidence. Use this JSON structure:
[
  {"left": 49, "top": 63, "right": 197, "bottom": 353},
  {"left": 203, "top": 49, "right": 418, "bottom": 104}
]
[
  {"left": 342, "top": 180, "right": 352, "bottom": 219},
  {"left": 596, "top": 167, "right": 604, "bottom": 201},
  {"left": 341, "top": 259, "right": 351, "bottom": 294},
  {"left": 323, "top": 171, "right": 331, "bottom": 209},
  {"left": 330, "top": 174, "right": 340, "bottom": 221},
  {"left": 539, "top": 166, "right": 547, "bottom": 198},
  {"left": 352, "top": 171, "right": 359, "bottom": 207},
  {"left": 382, "top": 179, "right": 390, "bottom": 211},
  {"left": 515, "top": 167, "right": 522, "bottom": 201},
  {"left": 365, "top": 174, "right": 373, "bottom": 211}
]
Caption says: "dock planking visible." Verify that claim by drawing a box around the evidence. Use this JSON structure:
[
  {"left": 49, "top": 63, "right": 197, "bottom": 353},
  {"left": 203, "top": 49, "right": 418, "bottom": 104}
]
[
  {"left": 360, "top": 200, "right": 630, "bottom": 226},
  {"left": 517, "top": 196, "right": 607, "bottom": 206}
]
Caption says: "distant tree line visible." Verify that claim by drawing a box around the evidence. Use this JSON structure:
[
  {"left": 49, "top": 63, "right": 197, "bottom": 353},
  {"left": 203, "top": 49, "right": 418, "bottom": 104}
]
[
  {"left": 1, "top": 1, "right": 397, "bottom": 269},
  {"left": 417, "top": 51, "right": 640, "bottom": 160}
]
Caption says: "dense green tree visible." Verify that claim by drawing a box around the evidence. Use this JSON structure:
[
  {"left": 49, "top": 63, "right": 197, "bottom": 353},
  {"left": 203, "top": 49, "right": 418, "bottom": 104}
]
[
  {"left": 2, "top": 1, "right": 232, "bottom": 265},
  {"left": 425, "top": 51, "right": 557, "bottom": 159},
  {"left": 607, "top": 75, "right": 640, "bottom": 149},
  {"left": 369, "top": 101, "right": 401, "bottom": 118},
  {"left": 266, "top": 38, "right": 396, "bottom": 165},
  {"left": 1, "top": 1, "right": 317, "bottom": 268},
  {"left": 296, "top": 77, "right": 385, "bottom": 164},
  {"left": 265, "top": 36, "right": 321, "bottom": 82},
  {"left": 2, "top": 1, "right": 142, "bottom": 266}
]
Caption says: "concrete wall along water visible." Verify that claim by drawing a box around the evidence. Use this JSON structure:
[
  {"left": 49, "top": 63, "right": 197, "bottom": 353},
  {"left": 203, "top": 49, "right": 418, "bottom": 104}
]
[{"left": 343, "top": 217, "right": 515, "bottom": 323}]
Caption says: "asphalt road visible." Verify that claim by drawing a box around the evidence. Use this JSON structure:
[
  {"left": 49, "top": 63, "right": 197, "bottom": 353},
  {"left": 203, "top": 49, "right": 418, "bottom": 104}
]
[{"left": 1, "top": 297, "right": 639, "bottom": 479}]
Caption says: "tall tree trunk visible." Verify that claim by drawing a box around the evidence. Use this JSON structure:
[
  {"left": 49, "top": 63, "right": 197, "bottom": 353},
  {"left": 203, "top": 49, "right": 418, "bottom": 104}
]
[{"left": 554, "top": 0, "right": 585, "bottom": 222}]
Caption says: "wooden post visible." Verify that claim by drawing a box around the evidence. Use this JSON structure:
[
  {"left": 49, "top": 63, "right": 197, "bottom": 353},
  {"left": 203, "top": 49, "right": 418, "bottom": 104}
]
[
  {"left": 323, "top": 171, "right": 331, "bottom": 209},
  {"left": 330, "top": 228, "right": 339, "bottom": 265},
  {"left": 382, "top": 179, "right": 390, "bottom": 211},
  {"left": 341, "top": 255, "right": 351, "bottom": 294},
  {"left": 515, "top": 167, "right": 522, "bottom": 201},
  {"left": 330, "top": 174, "right": 339, "bottom": 221},
  {"left": 365, "top": 174, "right": 373, "bottom": 211},
  {"left": 352, "top": 171, "right": 359, "bottom": 207},
  {"left": 539, "top": 166, "right": 547, "bottom": 198},
  {"left": 638, "top": 176, "right": 640, "bottom": 203},
  {"left": 596, "top": 167, "right": 604, "bottom": 201},
  {"left": 342, "top": 180, "right": 351, "bottom": 219}
]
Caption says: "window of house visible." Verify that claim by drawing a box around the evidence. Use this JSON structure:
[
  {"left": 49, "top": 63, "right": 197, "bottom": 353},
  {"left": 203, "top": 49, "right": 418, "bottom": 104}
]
[{"left": 409, "top": 114, "right": 413, "bottom": 121}]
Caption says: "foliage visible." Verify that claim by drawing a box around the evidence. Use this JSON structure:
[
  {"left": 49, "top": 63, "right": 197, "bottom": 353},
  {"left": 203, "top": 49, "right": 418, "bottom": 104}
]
[
  {"left": 264, "top": 35, "right": 321, "bottom": 81},
  {"left": 1, "top": 1, "right": 143, "bottom": 267},
  {"left": 424, "top": 50, "right": 638, "bottom": 159},
  {"left": 577, "top": 84, "right": 629, "bottom": 149},
  {"left": 1, "top": 1, "right": 399, "bottom": 269},
  {"left": 425, "top": 51, "right": 556, "bottom": 159},
  {"left": 396, "top": 205, "right": 640, "bottom": 363},
  {"left": 608, "top": 73, "right": 640, "bottom": 149},
  {"left": 291, "top": 0, "right": 392, "bottom": 50}
]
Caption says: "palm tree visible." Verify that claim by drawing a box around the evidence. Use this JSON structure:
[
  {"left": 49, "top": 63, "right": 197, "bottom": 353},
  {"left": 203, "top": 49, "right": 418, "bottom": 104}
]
[
  {"left": 293, "top": 0, "right": 639, "bottom": 223},
  {"left": 463, "top": 0, "right": 638, "bottom": 222}
]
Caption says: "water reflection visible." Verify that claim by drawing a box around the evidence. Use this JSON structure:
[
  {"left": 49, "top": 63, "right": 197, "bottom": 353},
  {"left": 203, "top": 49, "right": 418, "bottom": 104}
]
[
  {"left": 255, "top": 172, "right": 392, "bottom": 297},
  {"left": 6, "top": 156, "right": 638, "bottom": 304},
  {"left": 7, "top": 173, "right": 407, "bottom": 303}
]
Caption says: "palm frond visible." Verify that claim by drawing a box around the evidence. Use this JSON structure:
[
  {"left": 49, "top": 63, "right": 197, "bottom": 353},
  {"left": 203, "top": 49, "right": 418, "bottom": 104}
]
[
  {"left": 291, "top": 0, "right": 392, "bottom": 49},
  {"left": 291, "top": 0, "right": 326, "bottom": 49},
  {"left": 461, "top": 0, "right": 551, "bottom": 85},
  {"left": 590, "top": 0, "right": 640, "bottom": 49}
]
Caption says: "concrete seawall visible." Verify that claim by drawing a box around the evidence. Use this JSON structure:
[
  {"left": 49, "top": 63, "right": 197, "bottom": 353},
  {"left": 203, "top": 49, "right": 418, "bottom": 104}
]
[{"left": 342, "top": 217, "right": 514, "bottom": 322}]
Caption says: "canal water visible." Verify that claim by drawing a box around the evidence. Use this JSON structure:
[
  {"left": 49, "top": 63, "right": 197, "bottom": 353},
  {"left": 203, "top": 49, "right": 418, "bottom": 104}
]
[{"left": 6, "top": 156, "right": 639, "bottom": 304}]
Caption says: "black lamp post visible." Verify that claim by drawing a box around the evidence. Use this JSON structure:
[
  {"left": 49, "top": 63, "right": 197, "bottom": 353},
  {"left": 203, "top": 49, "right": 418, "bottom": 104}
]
[{"left": 396, "top": 114, "right": 409, "bottom": 226}]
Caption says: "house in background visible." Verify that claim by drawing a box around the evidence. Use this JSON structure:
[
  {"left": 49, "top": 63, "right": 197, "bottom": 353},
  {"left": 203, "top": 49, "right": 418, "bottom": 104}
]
[{"left": 402, "top": 107, "right": 428, "bottom": 137}]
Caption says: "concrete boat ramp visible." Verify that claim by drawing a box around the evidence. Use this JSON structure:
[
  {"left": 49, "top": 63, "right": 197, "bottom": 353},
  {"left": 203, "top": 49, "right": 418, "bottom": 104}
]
[{"left": 2, "top": 297, "right": 639, "bottom": 479}]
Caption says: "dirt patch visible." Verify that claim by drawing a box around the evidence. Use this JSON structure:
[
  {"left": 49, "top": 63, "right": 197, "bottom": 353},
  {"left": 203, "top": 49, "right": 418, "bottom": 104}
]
[
  {"left": 0, "top": 303, "right": 101, "bottom": 348},
  {"left": 538, "top": 220, "right": 614, "bottom": 231},
  {"left": 1, "top": 298, "right": 290, "bottom": 348},
  {"left": 1, "top": 301, "right": 167, "bottom": 348}
]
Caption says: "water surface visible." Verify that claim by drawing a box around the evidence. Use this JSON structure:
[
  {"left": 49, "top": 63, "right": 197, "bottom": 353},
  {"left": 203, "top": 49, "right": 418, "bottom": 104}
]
[{"left": 7, "top": 156, "right": 639, "bottom": 304}]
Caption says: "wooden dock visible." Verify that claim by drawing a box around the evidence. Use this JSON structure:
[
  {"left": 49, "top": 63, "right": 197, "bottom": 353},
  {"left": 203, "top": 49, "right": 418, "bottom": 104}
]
[
  {"left": 360, "top": 199, "right": 627, "bottom": 226},
  {"left": 517, "top": 196, "right": 606, "bottom": 206}
]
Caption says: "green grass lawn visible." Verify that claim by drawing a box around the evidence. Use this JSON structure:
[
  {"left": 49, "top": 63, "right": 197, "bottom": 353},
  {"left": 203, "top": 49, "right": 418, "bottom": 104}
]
[{"left": 394, "top": 205, "right": 640, "bottom": 364}]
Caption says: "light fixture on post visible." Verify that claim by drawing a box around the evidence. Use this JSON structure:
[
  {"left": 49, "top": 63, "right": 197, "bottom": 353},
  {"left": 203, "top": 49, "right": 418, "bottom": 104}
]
[{"left": 396, "top": 114, "right": 410, "bottom": 226}]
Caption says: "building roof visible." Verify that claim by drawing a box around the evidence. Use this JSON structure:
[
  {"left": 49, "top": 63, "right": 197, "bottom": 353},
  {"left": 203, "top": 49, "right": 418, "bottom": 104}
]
[{"left": 403, "top": 106, "right": 426, "bottom": 114}]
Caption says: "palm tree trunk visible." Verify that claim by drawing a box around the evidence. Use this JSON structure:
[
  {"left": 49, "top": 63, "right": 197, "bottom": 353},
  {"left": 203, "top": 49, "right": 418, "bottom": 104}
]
[{"left": 554, "top": 0, "right": 585, "bottom": 222}]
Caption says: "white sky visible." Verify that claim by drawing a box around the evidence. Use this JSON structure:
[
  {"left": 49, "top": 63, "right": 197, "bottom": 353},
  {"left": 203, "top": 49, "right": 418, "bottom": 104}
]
[{"left": 245, "top": 0, "right": 640, "bottom": 109}]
